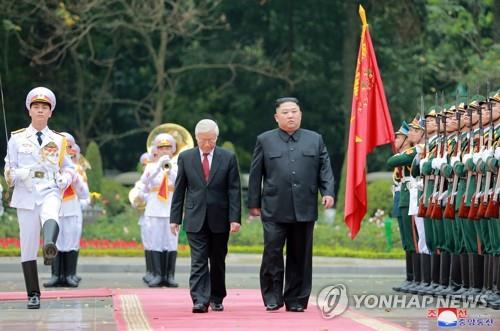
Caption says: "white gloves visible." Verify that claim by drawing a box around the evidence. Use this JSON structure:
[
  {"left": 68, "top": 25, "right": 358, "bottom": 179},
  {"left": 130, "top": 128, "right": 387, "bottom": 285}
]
[
  {"left": 472, "top": 152, "right": 481, "bottom": 164},
  {"left": 450, "top": 156, "right": 461, "bottom": 167},
  {"left": 481, "top": 149, "right": 493, "bottom": 162},
  {"left": 55, "top": 172, "right": 71, "bottom": 190},
  {"left": 7, "top": 168, "right": 32, "bottom": 190},
  {"left": 432, "top": 157, "right": 446, "bottom": 170},
  {"left": 462, "top": 153, "right": 472, "bottom": 164},
  {"left": 158, "top": 155, "right": 171, "bottom": 168},
  {"left": 495, "top": 147, "right": 500, "bottom": 161}
]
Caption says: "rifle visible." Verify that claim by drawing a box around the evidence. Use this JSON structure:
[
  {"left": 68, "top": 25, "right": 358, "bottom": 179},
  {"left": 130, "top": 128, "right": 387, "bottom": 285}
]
[
  {"left": 417, "top": 95, "right": 428, "bottom": 217},
  {"left": 477, "top": 84, "right": 494, "bottom": 218},
  {"left": 431, "top": 96, "right": 448, "bottom": 220},
  {"left": 458, "top": 90, "right": 473, "bottom": 217},
  {"left": 467, "top": 100, "right": 485, "bottom": 220},
  {"left": 426, "top": 95, "right": 442, "bottom": 218},
  {"left": 485, "top": 157, "right": 499, "bottom": 218},
  {"left": 444, "top": 90, "right": 462, "bottom": 218}
]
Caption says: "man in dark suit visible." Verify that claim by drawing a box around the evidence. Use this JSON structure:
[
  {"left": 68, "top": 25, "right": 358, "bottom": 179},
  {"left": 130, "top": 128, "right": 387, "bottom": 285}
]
[
  {"left": 171, "top": 119, "right": 241, "bottom": 313},
  {"left": 248, "top": 97, "right": 335, "bottom": 312}
]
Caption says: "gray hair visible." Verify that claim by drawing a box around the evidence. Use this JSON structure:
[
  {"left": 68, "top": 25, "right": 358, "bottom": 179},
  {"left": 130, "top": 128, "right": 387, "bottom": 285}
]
[{"left": 195, "top": 119, "right": 219, "bottom": 136}]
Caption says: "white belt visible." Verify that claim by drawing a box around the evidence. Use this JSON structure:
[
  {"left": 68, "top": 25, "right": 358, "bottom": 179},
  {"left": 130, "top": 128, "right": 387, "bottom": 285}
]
[{"left": 31, "top": 170, "right": 56, "bottom": 181}]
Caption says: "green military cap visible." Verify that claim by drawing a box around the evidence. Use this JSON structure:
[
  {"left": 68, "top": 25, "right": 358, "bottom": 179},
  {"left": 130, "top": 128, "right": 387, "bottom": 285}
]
[
  {"left": 395, "top": 120, "right": 409, "bottom": 136},
  {"left": 488, "top": 89, "right": 499, "bottom": 103},
  {"left": 408, "top": 115, "right": 424, "bottom": 130},
  {"left": 425, "top": 105, "right": 439, "bottom": 117},
  {"left": 468, "top": 94, "right": 485, "bottom": 109},
  {"left": 443, "top": 103, "right": 455, "bottom": 114}
]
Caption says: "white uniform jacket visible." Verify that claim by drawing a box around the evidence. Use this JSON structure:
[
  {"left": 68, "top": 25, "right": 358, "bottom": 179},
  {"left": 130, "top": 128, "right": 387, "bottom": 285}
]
[
  {"left": 139, "top": 161, "right": 177, "bottom": 218},
  {"left": 4, "top": 125, "right": 75, "bottom": 210}
]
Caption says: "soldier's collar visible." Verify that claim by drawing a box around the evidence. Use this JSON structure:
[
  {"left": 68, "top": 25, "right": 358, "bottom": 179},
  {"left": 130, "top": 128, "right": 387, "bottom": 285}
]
[
  {"left": 278, "top": 128, "right": 301, "bottom": 142},
  {"left": 27, "top": 124, "right": 50, "bottom": 137}
]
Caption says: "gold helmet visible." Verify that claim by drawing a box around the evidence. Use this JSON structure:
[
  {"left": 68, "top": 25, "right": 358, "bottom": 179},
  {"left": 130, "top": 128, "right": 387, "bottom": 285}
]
[{"left": 146, "top": 123, "right": 194, "bottom": 160}]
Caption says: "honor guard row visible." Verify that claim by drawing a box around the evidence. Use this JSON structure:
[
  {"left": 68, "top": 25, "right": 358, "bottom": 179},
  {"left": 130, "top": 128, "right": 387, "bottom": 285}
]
[{"left": 388, "top": 88, "right": 500, "bottom": 310}]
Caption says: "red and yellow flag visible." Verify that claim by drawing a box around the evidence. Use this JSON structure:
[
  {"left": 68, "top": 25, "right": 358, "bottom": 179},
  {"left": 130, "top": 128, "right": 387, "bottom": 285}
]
[
  {"left": 63, "top": 185, "right": 76, "bottom": 201},
  {"left": 344, "top": 5, "right": 394, "bottom": 239},
  {"left": 157, "top": 173, "right": 169, "bottom": 202}
]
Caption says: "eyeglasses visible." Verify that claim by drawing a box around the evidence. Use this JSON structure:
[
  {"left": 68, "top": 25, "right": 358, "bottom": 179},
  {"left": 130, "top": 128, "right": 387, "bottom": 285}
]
[
  {"left": 196, "top": 137, "right": 217, "bottom": 144},
  {"left": 275, "top": 97, "right": 300, "bottom": 108}
]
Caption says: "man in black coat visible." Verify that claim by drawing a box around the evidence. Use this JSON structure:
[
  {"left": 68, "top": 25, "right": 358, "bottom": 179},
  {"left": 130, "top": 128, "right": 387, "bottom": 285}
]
[
  {"left": 247, "top": 97, "right": 335, "bottom": 312},
  {"left": 171, "top": 119, "right": 241, "bottom": 313}
]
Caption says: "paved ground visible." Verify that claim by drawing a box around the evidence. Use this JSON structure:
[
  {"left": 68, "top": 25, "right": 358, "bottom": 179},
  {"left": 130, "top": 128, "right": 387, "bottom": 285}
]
[{"left": 0, "top": 254, "right": 498, "bottom": 330}]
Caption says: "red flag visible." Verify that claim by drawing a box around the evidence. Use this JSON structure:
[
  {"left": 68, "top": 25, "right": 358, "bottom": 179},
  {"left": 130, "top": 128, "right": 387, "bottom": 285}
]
[{"left": 344, "top": 5, "right": 394, "bottom": 239}]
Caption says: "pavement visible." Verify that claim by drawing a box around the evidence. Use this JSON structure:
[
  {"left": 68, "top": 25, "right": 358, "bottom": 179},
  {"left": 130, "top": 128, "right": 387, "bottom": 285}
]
[{"left": 0, "top": 254, "right": 498, "bottom": 330}]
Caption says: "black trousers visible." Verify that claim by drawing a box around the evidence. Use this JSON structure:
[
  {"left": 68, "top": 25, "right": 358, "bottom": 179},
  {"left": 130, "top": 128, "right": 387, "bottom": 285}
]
[
  {"left": 260, "top": 221, "right": 314, "bottom": 308},
  {"left": 186, "top": 220, "right": 229, "bottom": 305}
]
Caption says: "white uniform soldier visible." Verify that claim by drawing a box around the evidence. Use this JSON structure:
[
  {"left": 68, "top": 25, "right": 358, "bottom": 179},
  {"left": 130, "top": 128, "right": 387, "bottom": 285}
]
[
  {"left": 138, "top": 133, "right": 179, "bottom": 287},
  {"left": 4, "top": 87, "right": 75, "bottom": 309},
  {"left": 44, "top": 133, "right": 89, "bottom": 288}
]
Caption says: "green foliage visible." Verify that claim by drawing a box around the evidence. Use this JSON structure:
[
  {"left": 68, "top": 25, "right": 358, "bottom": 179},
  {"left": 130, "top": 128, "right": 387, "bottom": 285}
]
[
  {"left": 85, "top": 141, "right": 103, "bottom": 193},
  {"left": 99, "top": 178, "right": 130, "bottom": 216}
]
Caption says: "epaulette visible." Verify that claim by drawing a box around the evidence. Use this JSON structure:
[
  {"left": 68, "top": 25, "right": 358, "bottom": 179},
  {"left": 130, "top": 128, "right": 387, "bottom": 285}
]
[
  {"left": 10, "top": 128, "right": 25, "bottom": 135},
  {"left": 52, "top": 130, "right": 65, "bottom": 137}
]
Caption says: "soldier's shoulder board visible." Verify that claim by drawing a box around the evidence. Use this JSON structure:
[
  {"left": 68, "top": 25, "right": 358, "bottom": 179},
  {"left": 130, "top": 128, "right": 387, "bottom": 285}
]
[
  {"left": 10, "top": 128, "right": 26, "bottom": 135},
  {"left": 405, "top": 147, "right": 416, "bottom": 155},
  {"left": 52, "top": 130, "right": 65, "bottom": 137}
]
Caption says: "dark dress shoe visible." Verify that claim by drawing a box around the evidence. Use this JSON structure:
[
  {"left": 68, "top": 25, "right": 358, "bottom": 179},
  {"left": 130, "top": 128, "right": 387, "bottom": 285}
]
[
  {"left": 265, "top": 303, "right": 283, "bottom": 311},
  {"left": 286, "top": 305, "right": 305, "bottom": 312},
  {"left": 27, "top": 294, "right": 40, "bottom": 309},
  {"left": 210, "top": 302, "right": 224, "bottom": 311},
  {"left": 192, "top": 303, "right": 208, "bottom": 313}
]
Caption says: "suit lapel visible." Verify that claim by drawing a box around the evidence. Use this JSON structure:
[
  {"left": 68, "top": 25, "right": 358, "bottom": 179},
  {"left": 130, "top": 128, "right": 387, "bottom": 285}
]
[
  {"left": 207, "top": 147, "right": 221, "bottom": 185},
  {"left": 191, "top": 149, "right": 206, "bottom": 184},
  {"left": 26, "top": 130, "right": 39, "bottom": 147}
]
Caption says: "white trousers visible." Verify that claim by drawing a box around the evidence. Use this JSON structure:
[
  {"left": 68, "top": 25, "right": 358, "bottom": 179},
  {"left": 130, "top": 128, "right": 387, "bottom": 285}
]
[
  {"left": 142, "top": 216, "right": 178, "bottom": 252},
  {"left": 17, "top": 195, "right": 61, "bottom": 262},
  {"left": 57, "top": 215, "right": 82, "bottom": 251}
]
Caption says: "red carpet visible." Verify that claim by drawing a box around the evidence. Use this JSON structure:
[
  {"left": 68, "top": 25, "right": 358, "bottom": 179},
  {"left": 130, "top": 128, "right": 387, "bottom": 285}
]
[
  {"left": 0, "top": 287, "right": 408, "bottom": 330},
  {"left": 112, "top": 288, "right": 409, "bottom": 331}
]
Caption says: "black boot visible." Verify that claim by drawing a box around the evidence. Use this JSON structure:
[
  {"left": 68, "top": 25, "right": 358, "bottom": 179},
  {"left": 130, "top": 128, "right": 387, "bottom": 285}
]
[
  {"left": 42, "top": 219, "right": 59, "bottom": 265},
  {"left": 463, "top": 253, "right": 483, "bottom": 298},
  {"left": 486, "top": 255, "right": 499, "bottom": 305},
  {"left": 73, "top": 250, "right": 81, "bottom": 283},
  {"left": 142, "top": 250, "right": 153, "bottom": 284},
  {"left": 489, "top": 256, "right": 500, "bottom": 309},
  {"left": 454, "top": 252, "right": 470, "bottom": 296},
  {"left": 148, "top": 251, "right": 163, "bottom": 287},
  {"left": 393, "top": 251, "right": 413, "bottom": 292},
  {"left": 22, "top": 260, "right": 40, "bottom": 309},
  {"left": 412, "top": 254, "right": 431, "bottom": 294},
  {"left": 433, "top": 251, "right": 451, "bottom": 296},
  {"left": 418, "top": 252, "right": 440, "bottom": 295},
  {"left": 43, "top": 253, "right": 63, "bottom": 287},
  {"left": 437, "top": 254, "right": 462, "bottom": 296},
  {"left": 64, "top": 251, "right": 79, "bottom": 287},
  {"left": 165, "top": 251, "right": 179, "bottom": 288},
  {"left": 408, "top": 253, "right": 422, "bottom": 294}
]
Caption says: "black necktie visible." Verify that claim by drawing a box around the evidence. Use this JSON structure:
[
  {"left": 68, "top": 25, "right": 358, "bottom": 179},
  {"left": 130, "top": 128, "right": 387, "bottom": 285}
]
[{"left": 36, "top": 132, "right": 43, "bottom": 145}]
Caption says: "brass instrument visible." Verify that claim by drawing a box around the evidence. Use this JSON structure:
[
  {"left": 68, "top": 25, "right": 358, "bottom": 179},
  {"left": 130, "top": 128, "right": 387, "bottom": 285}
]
[
  {"left": 129, "top": 123, "right": 193, "bottom": 211},
  {"left": 146, "top": 123, "right": 194, "bottom": 162}
]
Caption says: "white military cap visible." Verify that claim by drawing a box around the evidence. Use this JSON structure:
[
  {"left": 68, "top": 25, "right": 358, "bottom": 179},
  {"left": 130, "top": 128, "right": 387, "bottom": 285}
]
[
  {"left": 140, "top": 152, "right": 151, "bottom": 164},
  {"left": 152, "top": 133, "right": 176, "bottom": 153},
  {"left": 25, "top": 87, "right": 56, "bottom": 111},
  {"left": 60, "top": 132, "right": 76, "bottom": 146}
]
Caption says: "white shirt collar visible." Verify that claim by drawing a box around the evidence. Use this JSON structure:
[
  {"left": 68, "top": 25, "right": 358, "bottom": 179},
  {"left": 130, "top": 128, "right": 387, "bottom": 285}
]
[{"left": 27, "top": 124, "right": 50, "bottom": 136}]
